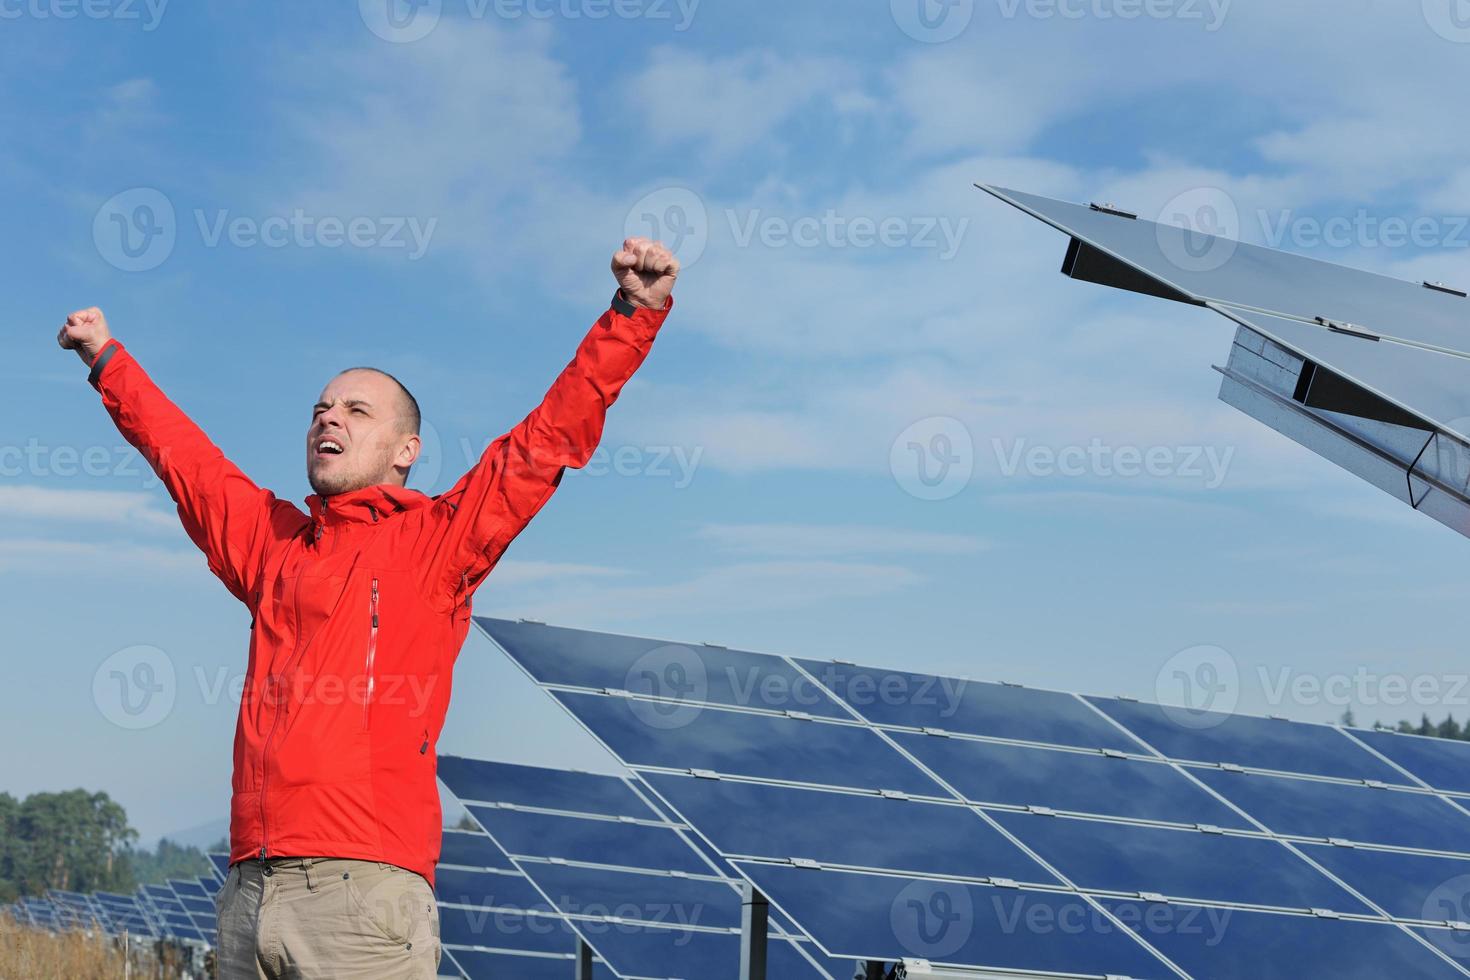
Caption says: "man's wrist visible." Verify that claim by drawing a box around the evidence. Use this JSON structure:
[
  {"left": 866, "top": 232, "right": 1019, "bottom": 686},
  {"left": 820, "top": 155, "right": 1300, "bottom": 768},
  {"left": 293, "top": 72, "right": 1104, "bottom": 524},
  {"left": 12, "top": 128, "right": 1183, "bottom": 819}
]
[{"left": 87, "top": 339, "right": 121, "bottom": 388}]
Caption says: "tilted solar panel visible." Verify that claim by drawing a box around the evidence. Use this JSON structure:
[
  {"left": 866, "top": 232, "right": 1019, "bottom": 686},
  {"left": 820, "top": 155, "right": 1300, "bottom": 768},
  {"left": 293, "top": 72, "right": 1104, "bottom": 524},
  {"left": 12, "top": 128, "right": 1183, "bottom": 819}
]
[
  {"left": 477, "top": 617, "right": 1470, "bottom": 977},
  {"left": 976, "top": 184, "right": 1470, "bottom": 541},
  {"left": 434, "top": 825, "right": 617, "bottom": 979},
  {"left": 438, "top": 755, "right": 852, "bottom": 980},
  {"left": 976, "top": 184, "right": 1470, "bottom": 359}
]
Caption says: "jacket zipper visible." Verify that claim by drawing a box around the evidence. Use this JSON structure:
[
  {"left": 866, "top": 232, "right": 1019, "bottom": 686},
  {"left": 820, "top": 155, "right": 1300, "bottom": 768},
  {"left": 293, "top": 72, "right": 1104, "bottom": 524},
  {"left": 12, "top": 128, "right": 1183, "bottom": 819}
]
[
  {"left": 259, "top": 509, "right": 331, "bottom": 861},
  {"left": 364, "top": 577, "right": 379, "bottom": 729}
]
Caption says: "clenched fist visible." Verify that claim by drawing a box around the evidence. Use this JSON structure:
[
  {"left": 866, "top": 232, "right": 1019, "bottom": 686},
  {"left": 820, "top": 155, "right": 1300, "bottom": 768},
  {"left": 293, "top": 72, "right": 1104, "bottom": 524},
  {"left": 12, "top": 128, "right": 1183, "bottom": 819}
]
[
  {"left": 58, "top": 307, "right": 113, "bottom": 367},
  {"left": 612, "top": 238, "right": 678, "bottom": 310}
]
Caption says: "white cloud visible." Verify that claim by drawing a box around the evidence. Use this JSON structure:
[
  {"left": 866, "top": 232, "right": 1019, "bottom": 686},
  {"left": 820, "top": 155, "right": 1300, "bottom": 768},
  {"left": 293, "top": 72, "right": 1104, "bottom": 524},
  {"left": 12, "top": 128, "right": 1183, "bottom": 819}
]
[
  {"left": 623, "top": 48, "right": 871, "bottom": 160},
  {"left": 0, "top": 486, "right": 177, "bottom": 531},
  {"left": 0, "top": 538, "right": 198, "bottom": 575}
]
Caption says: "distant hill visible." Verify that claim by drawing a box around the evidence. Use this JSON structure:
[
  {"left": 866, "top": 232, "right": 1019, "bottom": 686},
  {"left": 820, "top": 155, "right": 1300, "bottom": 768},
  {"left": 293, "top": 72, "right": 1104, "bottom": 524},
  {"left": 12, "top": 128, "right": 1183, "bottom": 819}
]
[{"left": 143, "top": 816, "right": 229, "bottom": 853}]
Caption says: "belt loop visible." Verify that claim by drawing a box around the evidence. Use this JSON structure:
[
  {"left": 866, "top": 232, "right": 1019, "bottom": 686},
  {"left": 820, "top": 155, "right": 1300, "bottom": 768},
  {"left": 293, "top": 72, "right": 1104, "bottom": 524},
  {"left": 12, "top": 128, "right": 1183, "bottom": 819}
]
[{"left": 302, "top": 857, "right": 316, "bottom": 891}]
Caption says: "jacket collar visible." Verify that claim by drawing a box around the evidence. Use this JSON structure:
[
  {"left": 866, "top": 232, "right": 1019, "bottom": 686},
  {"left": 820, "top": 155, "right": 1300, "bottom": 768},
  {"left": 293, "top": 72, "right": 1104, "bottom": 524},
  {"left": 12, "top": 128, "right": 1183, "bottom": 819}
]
[{"left": 305, "top": 484, "right": 431, "bottom": 527}]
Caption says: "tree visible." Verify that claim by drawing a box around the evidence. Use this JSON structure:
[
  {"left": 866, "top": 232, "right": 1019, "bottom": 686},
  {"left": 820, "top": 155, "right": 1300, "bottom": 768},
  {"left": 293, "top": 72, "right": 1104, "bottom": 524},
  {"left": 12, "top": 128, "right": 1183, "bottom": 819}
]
[{"left": 6, "top": 790, "right": 136, "bottom": 897}]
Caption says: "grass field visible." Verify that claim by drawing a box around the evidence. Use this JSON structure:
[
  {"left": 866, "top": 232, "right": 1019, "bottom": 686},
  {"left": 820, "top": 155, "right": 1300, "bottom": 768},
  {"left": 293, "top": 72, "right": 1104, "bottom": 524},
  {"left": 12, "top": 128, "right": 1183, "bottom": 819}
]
[{"left": 0, "top": 916, "right": 192, "bottom": 979}]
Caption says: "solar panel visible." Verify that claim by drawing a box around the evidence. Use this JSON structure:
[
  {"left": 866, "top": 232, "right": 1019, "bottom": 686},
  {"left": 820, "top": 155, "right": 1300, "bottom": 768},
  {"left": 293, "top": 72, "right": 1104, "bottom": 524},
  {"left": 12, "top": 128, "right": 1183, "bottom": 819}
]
[
  {"left": 977, "top": 184, "right": 1470, "bottom": 359},
  {"left": 438, "top": 755, "right": 850, "bottom": 979},
  {"left": 550, "top": 689, "right": 942, "bottom": 796},
  {"left": 1086, "top": 697, "right": 1412, "bottom": 784},
  {"left": 976, "top": 184, "right": 1470, "bottom": 540},
  {"left": 477, "top": 617, "right": 1470, "bottom": 976},
  {"left": 207, "top": 852, "right": 231, "bottom": 883},
  {"left": 1191, "top": 769, "right": 1470, "bottom": 854},
  {"left": 988, "top": 812, "right": 1370, "bottom": 913},
  {"left": 641, "top": 772, "right": 1056, "bottom": 885},
  {"left": 486, "top": 619, "right": 849, "bottom": 719},
  {"left": 889, "top": 729, "right": 1254, "bottom": 828},
  {"left": 797, "top": 659, "right": 1142, "bottom": 751},
  {"left": 1102, "top": 898, "right": 1466, "bottom": 979},
  {"left": 1348, "top": 728, "right": 1470, "bottom": 796},
  {"left": 432, "top": 825, "right": 614, "bottom": 978},
  {"left": 737, "top": 864, "right": 1174, "bottom": 977}
]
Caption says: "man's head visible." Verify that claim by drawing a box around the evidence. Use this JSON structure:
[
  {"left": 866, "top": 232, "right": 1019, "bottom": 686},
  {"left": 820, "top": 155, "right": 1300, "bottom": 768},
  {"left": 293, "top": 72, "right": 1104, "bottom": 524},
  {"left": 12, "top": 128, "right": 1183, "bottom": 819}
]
[{"left": 307, "top": 367, "right": 421, "bottom": 496}]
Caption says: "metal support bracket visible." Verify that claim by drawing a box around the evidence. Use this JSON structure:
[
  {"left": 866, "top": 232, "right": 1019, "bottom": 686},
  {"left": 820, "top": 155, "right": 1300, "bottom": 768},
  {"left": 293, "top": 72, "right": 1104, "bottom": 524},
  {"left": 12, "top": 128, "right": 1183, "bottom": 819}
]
[{"left": 739, "top": 882, "right": 769, "bottom": 980}]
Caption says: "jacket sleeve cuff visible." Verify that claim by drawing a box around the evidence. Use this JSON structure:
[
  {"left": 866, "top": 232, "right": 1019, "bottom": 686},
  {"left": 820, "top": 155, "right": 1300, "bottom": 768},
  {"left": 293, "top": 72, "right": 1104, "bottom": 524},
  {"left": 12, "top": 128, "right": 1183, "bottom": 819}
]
[
  {"left": 88, "top": 340, "right": 123, "bottom": 390},
  {"left": 611, "top": 289, "right": 673, "bottom": 320}
]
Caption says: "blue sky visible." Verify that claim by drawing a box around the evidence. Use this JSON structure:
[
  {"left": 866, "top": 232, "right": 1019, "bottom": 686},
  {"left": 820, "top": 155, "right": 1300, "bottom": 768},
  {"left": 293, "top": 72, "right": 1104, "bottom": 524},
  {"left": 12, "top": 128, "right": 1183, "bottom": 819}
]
[{"left": 4, "top": 0, "right": 1470, "bottom": 843}]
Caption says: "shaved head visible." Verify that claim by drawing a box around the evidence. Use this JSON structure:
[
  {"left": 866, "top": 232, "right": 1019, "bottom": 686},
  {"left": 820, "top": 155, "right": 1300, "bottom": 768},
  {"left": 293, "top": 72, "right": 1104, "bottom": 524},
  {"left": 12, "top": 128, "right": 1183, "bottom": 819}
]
[{"left": 337, "top": 367, "right": 420, "bottom": 435}]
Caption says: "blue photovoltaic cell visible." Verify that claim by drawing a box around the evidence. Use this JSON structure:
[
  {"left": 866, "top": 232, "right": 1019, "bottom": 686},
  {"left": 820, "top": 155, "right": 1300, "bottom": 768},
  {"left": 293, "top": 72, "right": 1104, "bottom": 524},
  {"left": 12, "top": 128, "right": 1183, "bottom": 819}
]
[
  {"left": 446, "top": 948, "right": 617, "bottom": 980},
  {"left": 208, "top": 853, "right": 231, "bottom": 879},
  {"left": 1087, "top": 697, "right": 1411, "bottom": 784},
  {"left": 554, "top": 690, "right": 944, "bottom": 796},
  {"left": 1416, "top": 927, "right": 1470, "bottom": 970},
  {"left": 521, "top": 861, "right": 744, "bottom": 931},
  {"left": 580, "top": 923, "right": 832, "bottom": 980},
  {"left": 891, "top": 730, "right": 1252, "bottom": 829},
  {"left": 737, "top": 863, "right": 1172, "bottom": 977},
  {"left": 439, "top": 906, "right": 580, "bottom": 955},
  {"left": 643, "top": 772, "right": 1057, "bottom": 885},
  {"left": 991, "top": 812, "right": 1369, "bottom": 914},
  {"left": 434, "top": 868, "right": 553, "bottom": 914},
  {"left": 1349, "top": 729, "right": 1470, "bottom": 796},
  {"left": 1101, "top": 899, "right": 1463, "bottom": 979},
  {"left": 476, "top": 618, "right": 848, "bottom": 719},
  {"left": 797, "top": 659, "right": 1142, "bottom": 752},
  {"left": 170, "top": 880, "right": 208, "bottom": 899},
  {"left": 1194, "top": 770, "right": 1470, "bottom": 853},
  {"left": 439, "top": 829, "right": 516, "bottom": 872},
  {"left": 438, "top": 755, "right": 653, "bottom": 819},
  {"left": 467, "top": 804, "right": 712, "bottom": 876},
  {"left": 978, "top": 185, "right": 1470, "bottom": 359},
  {"left": 1297, "top": 843, "right": 1470, "bottom": 922}
]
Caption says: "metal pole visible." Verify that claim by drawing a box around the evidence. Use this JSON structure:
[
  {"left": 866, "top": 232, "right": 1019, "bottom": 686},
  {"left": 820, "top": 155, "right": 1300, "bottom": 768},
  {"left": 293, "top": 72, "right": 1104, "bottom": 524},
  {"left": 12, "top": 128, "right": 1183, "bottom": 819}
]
[
  {"left": 575, "top": 937, "right": 594, "bottom": 980},
  {"left": 738, "top": 882, "right": 769, "bottom": 980}
]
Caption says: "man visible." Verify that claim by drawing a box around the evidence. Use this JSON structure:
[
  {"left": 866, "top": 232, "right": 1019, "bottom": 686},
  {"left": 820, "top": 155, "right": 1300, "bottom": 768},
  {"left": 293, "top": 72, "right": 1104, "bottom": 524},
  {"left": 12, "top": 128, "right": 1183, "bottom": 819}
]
[{"left": 58, "top": 237, "right": 679, "bottom": 978}]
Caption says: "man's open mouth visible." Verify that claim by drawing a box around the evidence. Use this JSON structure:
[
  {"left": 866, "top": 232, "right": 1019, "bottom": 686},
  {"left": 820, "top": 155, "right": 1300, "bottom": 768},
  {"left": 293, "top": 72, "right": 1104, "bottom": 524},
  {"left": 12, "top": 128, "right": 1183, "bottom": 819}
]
[{"left": 316, "top": 438, "right": 345, "bottom": 457}]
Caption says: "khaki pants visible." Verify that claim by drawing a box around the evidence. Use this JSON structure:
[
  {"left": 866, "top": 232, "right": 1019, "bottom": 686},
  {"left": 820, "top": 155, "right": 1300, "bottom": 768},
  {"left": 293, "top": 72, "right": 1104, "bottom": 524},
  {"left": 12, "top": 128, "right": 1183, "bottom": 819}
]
[{"left": 215, "top": 857, "right": 440, "bottom": 979}]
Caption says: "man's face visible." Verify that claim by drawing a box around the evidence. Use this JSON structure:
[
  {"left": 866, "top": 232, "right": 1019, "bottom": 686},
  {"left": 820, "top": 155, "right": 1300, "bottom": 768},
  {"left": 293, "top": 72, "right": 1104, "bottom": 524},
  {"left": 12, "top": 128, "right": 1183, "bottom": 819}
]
[{"left": 307, "top": 370, "right": 420, "bottom": 496}]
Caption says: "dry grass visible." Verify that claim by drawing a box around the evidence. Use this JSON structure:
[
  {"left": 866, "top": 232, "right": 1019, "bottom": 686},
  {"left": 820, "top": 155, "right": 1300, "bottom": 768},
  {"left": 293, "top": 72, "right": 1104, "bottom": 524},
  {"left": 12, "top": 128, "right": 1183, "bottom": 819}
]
[{"left": 0, "top": 916, "right": 161, "bottom": 980}]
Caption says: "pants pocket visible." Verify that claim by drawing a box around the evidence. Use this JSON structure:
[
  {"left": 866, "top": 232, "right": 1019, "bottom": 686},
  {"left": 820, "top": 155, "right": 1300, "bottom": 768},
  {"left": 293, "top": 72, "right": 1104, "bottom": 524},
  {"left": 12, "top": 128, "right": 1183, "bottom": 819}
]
[{"left": 344, "top": 864, "right": 434, "bottom": 948}]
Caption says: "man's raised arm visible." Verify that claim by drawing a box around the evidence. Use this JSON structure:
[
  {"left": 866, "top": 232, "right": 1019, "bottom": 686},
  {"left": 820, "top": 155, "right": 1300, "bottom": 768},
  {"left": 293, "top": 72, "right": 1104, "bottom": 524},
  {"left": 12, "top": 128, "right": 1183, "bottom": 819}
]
[
  {"left": 58, "top": 308, "right": 296, "bottom": 605},
  {"left": 421, "top": 238, "right": 679, "bottom": 608}
]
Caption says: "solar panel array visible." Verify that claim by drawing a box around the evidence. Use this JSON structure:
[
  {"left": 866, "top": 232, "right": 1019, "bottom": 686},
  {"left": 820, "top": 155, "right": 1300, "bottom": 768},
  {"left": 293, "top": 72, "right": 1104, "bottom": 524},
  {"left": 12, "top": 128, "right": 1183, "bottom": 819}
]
[
  {"left": 976, "top": 184, "right": 1470, "bottom": 541},
  {"left": 436, "top": 755, "right": 860, "bottom": 979},
  {"left": 476, "top": 616, "right": 1470, "bottom": 978},
  {"left": 1, "top": 863, "right": 228, "bottom": 946}
]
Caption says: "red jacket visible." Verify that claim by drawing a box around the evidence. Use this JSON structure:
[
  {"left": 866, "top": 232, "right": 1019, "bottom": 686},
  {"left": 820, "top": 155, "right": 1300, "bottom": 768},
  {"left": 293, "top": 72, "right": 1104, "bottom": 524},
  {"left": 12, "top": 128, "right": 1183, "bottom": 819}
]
[{"left": 88, "top": 293, "right": 671, "bottom": 883}]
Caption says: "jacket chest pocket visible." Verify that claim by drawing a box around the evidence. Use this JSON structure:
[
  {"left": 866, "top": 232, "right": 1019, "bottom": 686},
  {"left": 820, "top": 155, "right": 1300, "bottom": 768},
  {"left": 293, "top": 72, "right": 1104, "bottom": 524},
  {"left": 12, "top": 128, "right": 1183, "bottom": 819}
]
[{"left": 363, "top": 576, "right": 380, "bottom": 730}]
